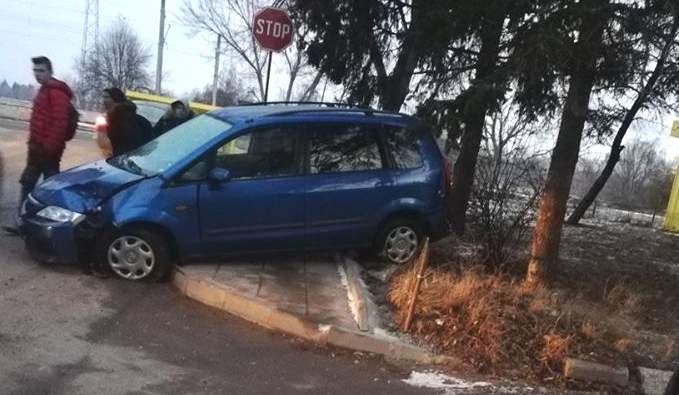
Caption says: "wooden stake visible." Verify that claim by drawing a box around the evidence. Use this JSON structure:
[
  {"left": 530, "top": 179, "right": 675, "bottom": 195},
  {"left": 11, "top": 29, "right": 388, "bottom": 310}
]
[{"left": 402, "top": 238, "right": 430, "bottom": 332}]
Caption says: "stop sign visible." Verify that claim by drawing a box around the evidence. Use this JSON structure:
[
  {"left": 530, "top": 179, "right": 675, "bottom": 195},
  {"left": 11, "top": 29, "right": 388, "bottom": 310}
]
[{"left": 253, "top": 7, "right": 294, "bottom": 52}]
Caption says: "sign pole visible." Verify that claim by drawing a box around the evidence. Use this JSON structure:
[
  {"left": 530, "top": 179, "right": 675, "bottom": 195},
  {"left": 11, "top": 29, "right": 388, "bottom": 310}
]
[
  {"left": 252, "top": 7, "right": 294, "bottom": 103},
  {"left": 264, "top": 51, "right": 272, "bottom": 103}
]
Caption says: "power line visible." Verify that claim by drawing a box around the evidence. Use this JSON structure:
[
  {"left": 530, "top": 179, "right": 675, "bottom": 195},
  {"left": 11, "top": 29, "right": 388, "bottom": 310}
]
[
  {"left": 165, "top": 46, "right": 213, "bottom": 60},
  {"left": 0, "top": 28, "right": 80, "bottom": 43},
  {"left": 0, "top": 15, "right": 82, "bottom": 36},
  {"left": 5, "top": 0, "right": 86, "bottom": 16}
]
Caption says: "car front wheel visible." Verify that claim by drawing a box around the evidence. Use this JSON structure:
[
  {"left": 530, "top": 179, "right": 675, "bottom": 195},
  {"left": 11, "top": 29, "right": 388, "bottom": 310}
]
[{"left": 97, "top": 228, "right": 172, "bottom": 281}]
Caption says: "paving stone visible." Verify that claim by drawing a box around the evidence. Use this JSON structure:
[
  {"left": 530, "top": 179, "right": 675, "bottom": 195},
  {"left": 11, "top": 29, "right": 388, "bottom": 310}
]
[{"left": 639, "top": 367, "right": 675, "bottom": 395}]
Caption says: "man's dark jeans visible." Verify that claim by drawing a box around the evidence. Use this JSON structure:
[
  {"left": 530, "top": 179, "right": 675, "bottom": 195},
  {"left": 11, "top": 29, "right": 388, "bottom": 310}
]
[{"left": 19, "top": 148, "right": 60, "bottom": 204}]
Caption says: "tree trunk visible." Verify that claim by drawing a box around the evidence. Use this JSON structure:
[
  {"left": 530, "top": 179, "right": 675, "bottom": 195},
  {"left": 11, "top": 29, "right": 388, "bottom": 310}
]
[
  {"left": 525, "top": 0, "right": 607, "bottom": 288},
  {"left": 566, "top": 144, "right": 624, "bottom": 224},
  {"left": 565, "top": 15, "right": 679, "bottom": 225},
  {"left": 378, "top": 0, "right": 424, "bottom": 112},
  {"left": 448, "top": 12, "right": 504, "bottom": 235}
]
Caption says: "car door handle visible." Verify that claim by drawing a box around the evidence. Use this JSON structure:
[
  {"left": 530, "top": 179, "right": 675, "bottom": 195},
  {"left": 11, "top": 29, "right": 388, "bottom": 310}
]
[{"left": 175, "top": 204, "right": 191, "bottom": 213}]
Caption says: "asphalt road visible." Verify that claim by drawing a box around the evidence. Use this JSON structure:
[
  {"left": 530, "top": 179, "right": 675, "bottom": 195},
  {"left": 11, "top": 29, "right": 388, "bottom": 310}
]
[{"left": 0, "top": 120, "right": 438, "bottom": 395}]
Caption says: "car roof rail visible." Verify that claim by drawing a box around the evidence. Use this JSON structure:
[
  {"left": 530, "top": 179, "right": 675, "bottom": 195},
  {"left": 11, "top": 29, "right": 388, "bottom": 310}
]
[
  {"left": 230, "top": 101, "right": 410, "bottom": 119},
  {"left": 266, "top": 108, "right": 413, "bottom": 119},
  {"left": 238, "top": 101, "right": 369, "bottom": 109}
]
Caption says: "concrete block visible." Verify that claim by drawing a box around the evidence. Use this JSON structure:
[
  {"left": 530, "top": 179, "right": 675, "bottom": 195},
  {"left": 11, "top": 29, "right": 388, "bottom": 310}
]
[
  {"left": 389, "top": 341, "right": 434, "bottom": 363},
  {"left": 266, "top": 309, "right": 324, "bottom": 343},
  {"left": 639, "top": 367, "right": 675, "bottom": 395},
  {"left": 185, "top": 280, "right": 225, "bottom": 310},
  {"left": 326, "top": 326, "right": 390, "bottom": 355},
  {"left": 341, "top": 261, "right": 370, "bottom": 331},
  {"left": 172, "top": 267, "right": 188, "bottom": 293},
  {"left": 564, "top": 358, "right": 629, "bottom": 387},
  {"left": 220, "top": 287, "right": 274, "bottom": 325}
]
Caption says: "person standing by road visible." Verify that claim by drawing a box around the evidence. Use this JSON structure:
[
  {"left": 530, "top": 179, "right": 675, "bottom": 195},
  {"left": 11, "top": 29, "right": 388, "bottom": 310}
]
[
  {"left": 153, "top": 100, "right": 194, "bottom": 137},
  {"left": 102, "top": 88, "right": 153, "bottom": 156},
  {"left": 20, "top": 56, "right": 74, "bottom": 203},
  {"left": 3, "top": 57, "right": 75, "bottom": 235}
]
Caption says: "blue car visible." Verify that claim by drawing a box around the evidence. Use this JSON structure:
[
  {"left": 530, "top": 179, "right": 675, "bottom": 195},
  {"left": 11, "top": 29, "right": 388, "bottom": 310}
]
[{"left": 19, "top": 104, "right": 451, "bottom": 281}]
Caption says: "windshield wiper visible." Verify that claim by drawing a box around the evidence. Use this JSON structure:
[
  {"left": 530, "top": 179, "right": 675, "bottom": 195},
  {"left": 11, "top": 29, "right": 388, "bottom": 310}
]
[{"left": 111, "top": 156, "right": 151, "bottom": 176}]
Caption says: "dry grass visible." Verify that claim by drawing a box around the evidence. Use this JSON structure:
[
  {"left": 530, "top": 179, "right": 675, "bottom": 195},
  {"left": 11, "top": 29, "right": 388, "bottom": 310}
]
[{"left": 387, "top": 263, "right": 625, "bottom": 382}]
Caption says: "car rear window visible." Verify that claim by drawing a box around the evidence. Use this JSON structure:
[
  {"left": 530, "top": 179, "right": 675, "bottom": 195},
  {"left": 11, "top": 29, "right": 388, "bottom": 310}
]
[
  {"left": 383, "top": 126, "right": 423, "bottom": 169},
  {"left": 309, "top": 124, "right": 383, "bottom": 174}
]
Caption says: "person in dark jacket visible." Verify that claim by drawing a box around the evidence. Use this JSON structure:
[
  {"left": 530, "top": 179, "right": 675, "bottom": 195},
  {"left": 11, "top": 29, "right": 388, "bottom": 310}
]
[
  {"left": 102, "top": 88, "right": 153, "bottom": 156},
  {"left": 20, "top": 56, "right": 73, "bottom": 203},
  {"left": 153, "top": 100, "right": 194, "bottom": 137}
]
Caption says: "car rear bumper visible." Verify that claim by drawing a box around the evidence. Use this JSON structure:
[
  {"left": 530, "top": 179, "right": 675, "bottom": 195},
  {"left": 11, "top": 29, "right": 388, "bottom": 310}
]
[{"left": 426, "top": 207, "right": 451, "bottom": 241}]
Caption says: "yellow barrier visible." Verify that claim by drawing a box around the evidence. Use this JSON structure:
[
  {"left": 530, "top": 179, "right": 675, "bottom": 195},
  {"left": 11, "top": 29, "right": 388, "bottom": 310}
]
[
  {"left": 663, "top": 161, "right": 679, "bottom": 232},
  {"left": 663, "top": 120, "right": 679, "bottom": 232},
  {"left": 125, "top": 90, "right": 219, "bottom": 114}
]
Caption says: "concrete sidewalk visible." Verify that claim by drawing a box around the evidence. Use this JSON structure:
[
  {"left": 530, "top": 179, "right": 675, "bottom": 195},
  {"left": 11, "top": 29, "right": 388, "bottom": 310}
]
[
  {"left": 173, "top": 255, "right": 455, "bottom": 365},
  {"left": 178, "top": 256, "right": 357, "bottom": 330}
]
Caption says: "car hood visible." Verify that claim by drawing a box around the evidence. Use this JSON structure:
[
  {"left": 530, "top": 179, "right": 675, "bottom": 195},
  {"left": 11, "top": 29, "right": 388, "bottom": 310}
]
[{"left": 32, "top": 160, "right": 145, "bottom": 213}]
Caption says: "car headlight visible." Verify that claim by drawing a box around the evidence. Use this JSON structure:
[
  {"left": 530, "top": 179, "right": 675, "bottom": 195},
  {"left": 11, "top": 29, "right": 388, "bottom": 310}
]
[{"left": 36, "top": 206, "right": 85, "bottom": 224}]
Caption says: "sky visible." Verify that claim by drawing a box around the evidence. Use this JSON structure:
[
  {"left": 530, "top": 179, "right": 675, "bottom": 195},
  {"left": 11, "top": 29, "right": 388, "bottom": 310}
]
[
  {"left": 0, "top": 0, "right": 293, "bottom": 98},
  {"left": 1, "top": 0, "right": 679, "bottom": 163}
]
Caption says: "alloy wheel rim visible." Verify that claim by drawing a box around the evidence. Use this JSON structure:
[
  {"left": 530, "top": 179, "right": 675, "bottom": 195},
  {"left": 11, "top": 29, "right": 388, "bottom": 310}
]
[
  {"left": 384, "top": 226, "right": 418, "bottom": 263},
  {"left": 107, "top": 236, "right": 155, "bottom": 280}
]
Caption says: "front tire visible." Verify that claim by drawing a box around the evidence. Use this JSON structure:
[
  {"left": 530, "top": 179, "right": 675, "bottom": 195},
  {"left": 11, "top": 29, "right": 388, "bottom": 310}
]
[{"left": 97, "top": 228, "right": 172, "bottom": 282}]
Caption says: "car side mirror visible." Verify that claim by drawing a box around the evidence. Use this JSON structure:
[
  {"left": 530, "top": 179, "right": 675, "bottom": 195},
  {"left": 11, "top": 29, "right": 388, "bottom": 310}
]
[{"left": 208, "top": 168, "right": 231, "bottom": 184}]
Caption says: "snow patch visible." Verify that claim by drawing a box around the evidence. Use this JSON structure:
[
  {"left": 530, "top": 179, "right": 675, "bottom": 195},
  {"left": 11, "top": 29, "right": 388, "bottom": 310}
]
[
  {"left": 371, "top": 327, "right": 400, "bottom": 341},
  {"left": 337, "top": 263, "right": 361, "bottom": 325},
  {"left": 403, "top": 370, "right": 493, "bottom": 392},
  {"left": 367, "top": 264, "right": 399, "bottom": 282}
]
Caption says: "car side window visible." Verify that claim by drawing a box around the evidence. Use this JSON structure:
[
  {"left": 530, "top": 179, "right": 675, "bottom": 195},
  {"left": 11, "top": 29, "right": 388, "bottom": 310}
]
[
  {"left": 383, "top": 126, "right": 424, "bottom": 169},
  {"left": 309, "top": 124, "right": 384, "bottom": 174},
  {"left": 215, "top": 127, "right": 301, "bottom": 179}
]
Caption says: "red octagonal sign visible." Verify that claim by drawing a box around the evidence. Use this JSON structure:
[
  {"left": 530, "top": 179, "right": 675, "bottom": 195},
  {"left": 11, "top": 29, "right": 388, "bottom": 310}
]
[{"left": 253, "top": 7, "right": 294, "bottom": 52}]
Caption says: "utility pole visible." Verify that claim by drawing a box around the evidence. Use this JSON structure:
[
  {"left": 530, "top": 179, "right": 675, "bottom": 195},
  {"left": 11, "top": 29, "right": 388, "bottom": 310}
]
[
  {"left": 212, "top": 34, "right": 221, "bottom": 106},
  {"left": 81, "top": 0, "right": 100, "bottom": 62},
  {"left": 155, "top": 0, "right": 166, "bottom": 95},
  {"left": 80, "top": 0, "right": 99, "bottom": 109}
]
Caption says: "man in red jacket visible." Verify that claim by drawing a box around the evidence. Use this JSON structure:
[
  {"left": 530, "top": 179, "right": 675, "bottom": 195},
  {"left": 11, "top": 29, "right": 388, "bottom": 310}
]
[{"left": 19, "top": 56, "right": 73, "bottom": 203}]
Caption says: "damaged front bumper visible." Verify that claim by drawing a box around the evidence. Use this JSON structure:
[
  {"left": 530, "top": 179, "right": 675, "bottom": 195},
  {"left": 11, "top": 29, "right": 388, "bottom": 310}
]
[{"left": 19, "top": 195, "right": 103, "bottom": 264}]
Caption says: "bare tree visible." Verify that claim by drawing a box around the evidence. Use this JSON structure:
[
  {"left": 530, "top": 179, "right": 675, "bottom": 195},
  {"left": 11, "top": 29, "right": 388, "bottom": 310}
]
[
  {"left": 190, "top": 65, "right": 255, "bottom": 106},
  {"left": 76, "top": 18, "right": 152, "bottom": 109},
  {"left": 566, "top": 10, "right": 679, "bottom": 225},
  {"left": 603, "top": 139, "right": 671, "bottom": 211},
  {"left": 181, "top": 0, "right": 322, "bottom": 102},
  {"left": 469, "top": 100, "right": 548, "bottom": 266}
]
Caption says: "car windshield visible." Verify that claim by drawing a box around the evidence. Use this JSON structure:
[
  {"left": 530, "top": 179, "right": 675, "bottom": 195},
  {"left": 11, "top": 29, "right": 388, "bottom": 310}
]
[{"left": 109, "top": 115, "right": 231, "bottom": 176}]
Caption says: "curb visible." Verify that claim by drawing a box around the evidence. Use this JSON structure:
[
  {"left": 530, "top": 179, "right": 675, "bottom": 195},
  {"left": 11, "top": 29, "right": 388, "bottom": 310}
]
[
  {"left": 564, "top": 358, "right": 629, "bottom": 387},
  {"left": 172, "top": 266, "right": 459, "bottom": 366}
]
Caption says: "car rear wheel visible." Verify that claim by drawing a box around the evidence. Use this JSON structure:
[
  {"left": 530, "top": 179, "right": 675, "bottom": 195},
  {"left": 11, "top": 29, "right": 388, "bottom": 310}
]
[
  {"left": 97, "top": 228, "right": 172, "bottom": 282},
  {"left": 376, "top": 217, "right": 425, "bottom": 264}
]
